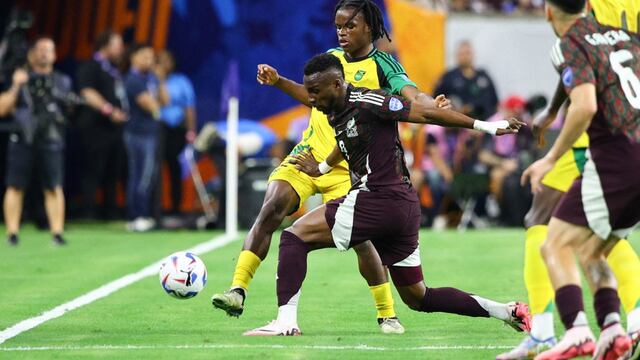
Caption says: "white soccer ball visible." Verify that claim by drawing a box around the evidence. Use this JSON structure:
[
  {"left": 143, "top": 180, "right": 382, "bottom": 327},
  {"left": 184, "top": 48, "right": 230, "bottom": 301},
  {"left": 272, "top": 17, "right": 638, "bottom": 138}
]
[{"left": 159, "top": 252, "right": 207, "bottom": 299}]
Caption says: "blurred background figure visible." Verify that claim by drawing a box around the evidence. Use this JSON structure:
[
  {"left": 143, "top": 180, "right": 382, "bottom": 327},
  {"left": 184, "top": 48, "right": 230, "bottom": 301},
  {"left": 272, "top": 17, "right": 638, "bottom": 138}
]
[
  {"left": 76, "top": 31, "right": 128, "bottom": 220},
  {"left": 434, "top": 40, "right": 498, "bottom": 121},
  {"left": 123, "top": 44, "right": 168, "bottom": 232},
  {"left": 157, "top": 49, "right": 197, "bottom": 216},
  {"left": 0, "top": 37, "right": 73, "bottom": 246}
]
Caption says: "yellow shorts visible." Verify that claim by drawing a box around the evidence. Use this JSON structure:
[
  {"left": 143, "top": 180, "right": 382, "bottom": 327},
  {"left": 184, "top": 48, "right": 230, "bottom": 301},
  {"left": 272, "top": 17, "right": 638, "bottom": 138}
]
[
  {"left": 268, "top": 156, "right": 351, "bottom": 206},
  {"left": 541, "top": 147, "right": 587, "bottom": 192}
]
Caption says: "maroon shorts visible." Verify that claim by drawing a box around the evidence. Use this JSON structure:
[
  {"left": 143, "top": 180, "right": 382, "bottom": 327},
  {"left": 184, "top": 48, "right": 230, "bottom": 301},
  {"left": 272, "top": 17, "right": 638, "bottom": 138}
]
[
  {"left": 554, "top": 144, "right": 640, "bottom": 240},
  {"left": 325, "top": 188, "right": 421, "bottom": 267}
]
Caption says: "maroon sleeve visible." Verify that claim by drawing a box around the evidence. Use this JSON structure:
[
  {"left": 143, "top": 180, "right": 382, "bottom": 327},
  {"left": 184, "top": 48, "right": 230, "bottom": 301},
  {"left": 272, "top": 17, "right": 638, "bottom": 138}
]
[{"left": 355, "top": 89, "right": 411, "bottom": 122}]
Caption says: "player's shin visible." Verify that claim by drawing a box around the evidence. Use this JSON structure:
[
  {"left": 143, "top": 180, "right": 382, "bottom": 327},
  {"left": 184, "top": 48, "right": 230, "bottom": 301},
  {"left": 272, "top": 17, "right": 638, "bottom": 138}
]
[
  {"left": 524, "top": 225, "right": 556, "bottom": 340},
  {"left": 370, "top": 283, "right": 396, "bottom": 319},
  {"left": 606, "top": 239, "right": 640, "bottom": 333},
  {"left": 231, "top": 250, "right": 262, "bottom": 291},
  {"left": 275, "top": 230, "right": 309, "bottom": 326},
  {"left": 555, "top": 285, "right": 588, "bottom": 329}
]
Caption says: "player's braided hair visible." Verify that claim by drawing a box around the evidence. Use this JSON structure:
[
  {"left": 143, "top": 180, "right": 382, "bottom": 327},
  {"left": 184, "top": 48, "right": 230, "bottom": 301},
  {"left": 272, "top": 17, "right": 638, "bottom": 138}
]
[
  {"left": 304, "top": 53, "right": 345, "bottom": 78},
  {"left": 334, "top": 0, "right": 391, "bottom": 42}
]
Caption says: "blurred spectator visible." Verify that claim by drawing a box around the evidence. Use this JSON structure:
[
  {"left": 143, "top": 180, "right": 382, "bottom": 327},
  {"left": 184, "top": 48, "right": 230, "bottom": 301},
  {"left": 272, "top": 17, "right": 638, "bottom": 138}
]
[
  {"left": 445, "top": 0, "right": 544, "bottom": 13},
  {"left": 124, "top": 44, "right": 169, "bottom": 232},
  {"left": 434, "top": 40, "right": 498, "bottom": 121},
  {"left": 416, "top": 125, "right": 482, "bottom": 229},
  {"left": 76, "top": 30, "right": 127, "bottom": 220},
  {"left": 0, "top": 37, "right": 73, "bottom": 246},
  {"left": 156, "top": 50, "right": 196, "bottom": 215},
  {"left": 478, "top": 95, "right": 528, "bottom": 201}
]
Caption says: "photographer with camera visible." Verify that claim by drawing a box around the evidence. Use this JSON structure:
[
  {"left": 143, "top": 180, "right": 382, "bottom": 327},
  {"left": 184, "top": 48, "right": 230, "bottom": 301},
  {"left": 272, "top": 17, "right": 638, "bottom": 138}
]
[{"left": 0, "top": 37, "right": 73, "bottom": 246}]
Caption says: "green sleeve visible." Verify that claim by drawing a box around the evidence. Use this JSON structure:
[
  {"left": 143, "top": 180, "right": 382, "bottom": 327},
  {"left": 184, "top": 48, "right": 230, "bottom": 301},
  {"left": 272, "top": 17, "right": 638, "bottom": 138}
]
[{"left": 374, "top": 51, "right": 417, "bottom": 95}]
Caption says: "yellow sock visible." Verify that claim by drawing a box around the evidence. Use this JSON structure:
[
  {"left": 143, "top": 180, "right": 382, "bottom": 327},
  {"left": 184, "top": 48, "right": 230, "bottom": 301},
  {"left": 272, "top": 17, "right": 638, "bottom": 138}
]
[
  {"left": 524, "top": 225, "right": 555, "bottom": 315},
  {"left": 606, "top": 239, "right": 640, "bottom": 313},
  {"left": 231, "top": 250, "right": 261, "bottom": 290},
  {"left": 370, "top": 282, "right": 396, "bottom": 319}
]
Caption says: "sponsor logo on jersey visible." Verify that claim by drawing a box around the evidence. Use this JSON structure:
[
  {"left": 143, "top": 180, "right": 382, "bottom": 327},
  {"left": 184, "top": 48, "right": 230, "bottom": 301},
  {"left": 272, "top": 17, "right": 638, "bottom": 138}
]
[
  {"left": 346, "top": 117, "right": 359, "bottom": 138},
  {"left": 562, "top": 67, "right": 573, "bottom": 87},
  {"left": 354, "top": 70, "right": 366, "bottom": 81},
  {"left": 389, "top": 97, "right": 404, "bottom": 111}
]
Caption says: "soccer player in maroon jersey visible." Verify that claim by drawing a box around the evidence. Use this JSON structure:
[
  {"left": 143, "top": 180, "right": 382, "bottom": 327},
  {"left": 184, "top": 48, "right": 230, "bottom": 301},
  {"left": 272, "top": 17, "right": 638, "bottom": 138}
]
[
  {"left": 242, "top": 53, "right": 531, "bottom": 336},
  {"left": 521, "top": 1, "right": 640, "bottom": 358}
]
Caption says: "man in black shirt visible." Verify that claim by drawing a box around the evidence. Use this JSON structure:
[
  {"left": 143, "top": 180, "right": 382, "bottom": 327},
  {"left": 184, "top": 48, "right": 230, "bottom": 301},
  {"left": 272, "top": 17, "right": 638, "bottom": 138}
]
[
  {"left": 0, "top": 37, "right": 73, "bottom": 246},
  {"left": 434, "top": 40, "right": 499, "bottom": 121},
  {"left": 75, "top": 31, "right": 127, "bottom": 219}
]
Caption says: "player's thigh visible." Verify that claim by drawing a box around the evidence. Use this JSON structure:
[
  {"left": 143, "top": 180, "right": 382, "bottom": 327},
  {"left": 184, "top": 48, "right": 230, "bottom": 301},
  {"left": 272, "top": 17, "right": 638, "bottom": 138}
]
[
  {"left": 267, "top": 157, "right": 316, "bottom": 215},
  {"left": 546, "top": 217, "right": 594, "bottom": 252},
  {"left": 524, "top": 184, "right": 565, "bottom": 228},
  {"left": 286, "top": 204, "right": 334, "bottom": 250},
  {"left": 316, "top": 167, "right": 350, "bottom": 203}
]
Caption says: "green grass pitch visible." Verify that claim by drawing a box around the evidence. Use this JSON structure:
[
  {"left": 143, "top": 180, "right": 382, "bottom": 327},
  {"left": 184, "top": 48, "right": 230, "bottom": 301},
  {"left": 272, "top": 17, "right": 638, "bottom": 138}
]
[{"left": 0, "top": 223, "right": 637, "bottom": 359}]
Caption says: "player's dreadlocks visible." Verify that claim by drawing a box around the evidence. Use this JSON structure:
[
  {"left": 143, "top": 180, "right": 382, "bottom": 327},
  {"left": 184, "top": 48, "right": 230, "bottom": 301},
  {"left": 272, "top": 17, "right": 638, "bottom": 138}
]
[{"left": 334, "top": 0, "right": 391, "bottom": 42}]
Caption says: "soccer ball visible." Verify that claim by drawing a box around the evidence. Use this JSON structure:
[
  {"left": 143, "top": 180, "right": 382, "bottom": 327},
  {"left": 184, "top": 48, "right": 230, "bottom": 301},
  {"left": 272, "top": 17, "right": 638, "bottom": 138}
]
[{"left": 159, "top": 252, "right": 207, "bottom": 299}]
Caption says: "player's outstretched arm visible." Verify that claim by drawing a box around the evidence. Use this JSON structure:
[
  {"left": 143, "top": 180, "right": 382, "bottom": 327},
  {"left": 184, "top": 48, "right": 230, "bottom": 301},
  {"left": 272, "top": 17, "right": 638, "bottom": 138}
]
[
  {"left": 289, "top": 146, "right": 344, "bottom": 177},
  {"left": 400, "top": 85, "right": 451, "bottom": 109},
  {"left": 256, "top": 64, "right": 311, "bottom": 107},
  {"left": 406, "top": 101, "right": 525, "bottom": 136}
]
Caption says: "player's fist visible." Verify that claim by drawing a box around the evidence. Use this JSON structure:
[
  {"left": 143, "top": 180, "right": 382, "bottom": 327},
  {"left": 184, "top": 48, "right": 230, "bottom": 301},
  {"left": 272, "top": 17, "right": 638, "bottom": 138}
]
[
  {"left": 12, "top": 68, "right": 29, "bottom": 87},
  {"left": 434, "top": 94, "right": 451, "bottom": 109},
  {"left": 257, "top": 64, "right": 279, "bottom": 86}
]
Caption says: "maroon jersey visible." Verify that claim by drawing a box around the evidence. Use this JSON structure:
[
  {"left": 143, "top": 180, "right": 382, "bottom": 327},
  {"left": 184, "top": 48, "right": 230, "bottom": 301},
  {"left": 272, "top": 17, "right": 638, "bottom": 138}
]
[
  {"left": 328, "top": 85, "right": 413, "bottom": 196},
  {"left": 552, "top": 16, "right": 640, "bottom": 144}
]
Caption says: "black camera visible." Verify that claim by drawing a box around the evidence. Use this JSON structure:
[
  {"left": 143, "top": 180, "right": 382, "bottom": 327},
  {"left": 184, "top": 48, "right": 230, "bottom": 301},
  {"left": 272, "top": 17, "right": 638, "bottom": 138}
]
[{"left": 0, "top": 8, "right": 34, "bottom": 81}]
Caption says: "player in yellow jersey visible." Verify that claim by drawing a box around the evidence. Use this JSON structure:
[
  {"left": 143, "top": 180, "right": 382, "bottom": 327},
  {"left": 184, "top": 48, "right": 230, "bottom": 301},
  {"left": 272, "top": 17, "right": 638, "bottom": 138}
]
[
  {"left": 210, "top": 0, "right": 449, "bottom": 335},
  {"left": 496, "top": 1, "right": 640, "bottom": 358}
]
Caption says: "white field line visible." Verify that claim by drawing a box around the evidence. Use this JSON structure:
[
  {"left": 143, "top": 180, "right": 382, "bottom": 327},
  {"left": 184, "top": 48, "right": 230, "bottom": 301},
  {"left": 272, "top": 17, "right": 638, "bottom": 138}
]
[
  {"left": 0, "top": 232, "right": 238, "bottom": 345},
  {"left": 0, "top": 344, "right": 513, "bottom": 352}
]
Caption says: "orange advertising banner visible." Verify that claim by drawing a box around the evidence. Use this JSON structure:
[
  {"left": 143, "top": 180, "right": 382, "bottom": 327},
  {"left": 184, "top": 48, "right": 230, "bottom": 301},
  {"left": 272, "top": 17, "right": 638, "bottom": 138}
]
[{"left": 384, "top": 0, "right": 446, "bottom": 93}]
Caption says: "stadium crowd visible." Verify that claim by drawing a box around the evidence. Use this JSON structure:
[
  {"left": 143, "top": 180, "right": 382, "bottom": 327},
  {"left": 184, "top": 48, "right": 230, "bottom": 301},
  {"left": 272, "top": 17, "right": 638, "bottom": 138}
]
[{"left": 414, "top": 0, "right": 545, "bottom": 14}]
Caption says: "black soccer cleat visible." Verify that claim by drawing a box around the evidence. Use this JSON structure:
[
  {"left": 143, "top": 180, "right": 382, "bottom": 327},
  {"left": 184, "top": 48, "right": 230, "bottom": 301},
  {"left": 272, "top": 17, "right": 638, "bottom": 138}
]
[
  {"left": 7, "top": 233, "right": 18, "bottom": 246},
  {"left": 52, "top": 234, "right": 67, "bottom": 246}
]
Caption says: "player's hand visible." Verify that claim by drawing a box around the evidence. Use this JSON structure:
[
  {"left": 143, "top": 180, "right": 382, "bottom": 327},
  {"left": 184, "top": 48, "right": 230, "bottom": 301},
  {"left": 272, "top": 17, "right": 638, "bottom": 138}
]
[
  {"left": 12, "top": 68, "right": 29, "bottom": 87},
  {"left": 434, "top": 94, "right": 451, "bottom": 109},
  {"left": 495, "top": 118, "right": 526, "bottom": 136},
  {"left": 289, "top": 150, "right": 321, "bottom": 177},
  {"left": 257, "top": 64, "right": 280, "bottom": 86},
  {"left": 111, "top": 108, "right": 128, "bottom": 123},
  {"left": 532, "top": 107, "right": 557, "bottom": 148},
  {"left": 520, "top": 156, "right": 554, "bottom": 194}
]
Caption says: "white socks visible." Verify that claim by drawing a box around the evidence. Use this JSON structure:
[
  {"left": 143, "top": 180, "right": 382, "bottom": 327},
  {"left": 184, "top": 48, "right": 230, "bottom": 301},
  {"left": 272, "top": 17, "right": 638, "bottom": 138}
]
[
  {"left": 627, "top": 307, "right": 640, "bottom": 333},
  {"left": 470, "top": 295, "right": 510, "bottom": 321},
  {"left": 277, "top": 290, "right": 300, "bottom": 326},
  {"left": 531, "top": 312, "right": 555, "bottom": 341}
]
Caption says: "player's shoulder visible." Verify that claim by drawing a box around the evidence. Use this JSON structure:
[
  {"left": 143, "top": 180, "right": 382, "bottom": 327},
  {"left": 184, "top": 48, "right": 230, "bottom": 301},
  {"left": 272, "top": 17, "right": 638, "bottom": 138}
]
[
  {"left": 372, "top": 49, "right": 404, "bottom": 70},
  {"left": 326, "top": 47, "right": 345, "bottom": 57},
  {"left": 351, "top": 86, "right": 391, "bottom": 99}
]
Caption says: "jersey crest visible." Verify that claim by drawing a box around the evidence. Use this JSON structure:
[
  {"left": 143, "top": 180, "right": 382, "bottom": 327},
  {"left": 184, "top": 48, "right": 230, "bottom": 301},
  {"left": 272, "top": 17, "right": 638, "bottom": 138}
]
[{"left": 346, "top": 117, "right": 359, "bottom": 138}]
